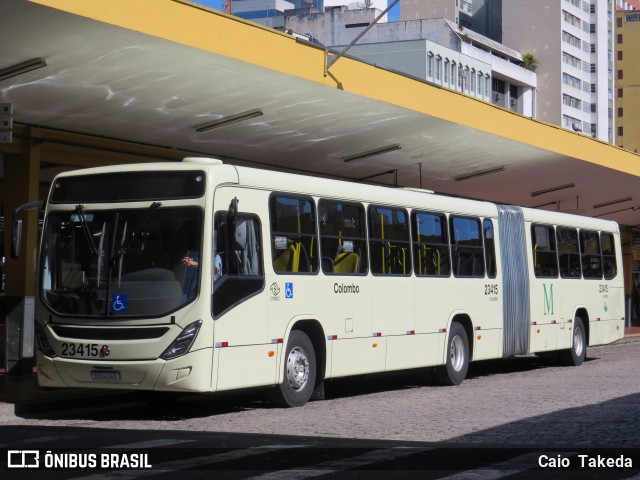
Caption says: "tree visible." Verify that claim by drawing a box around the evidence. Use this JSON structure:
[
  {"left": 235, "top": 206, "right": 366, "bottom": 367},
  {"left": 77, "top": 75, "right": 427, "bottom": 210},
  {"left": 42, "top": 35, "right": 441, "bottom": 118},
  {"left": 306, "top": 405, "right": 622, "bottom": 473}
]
[{"left": 522, "top": 52, "right": 538, "bottom": 71}]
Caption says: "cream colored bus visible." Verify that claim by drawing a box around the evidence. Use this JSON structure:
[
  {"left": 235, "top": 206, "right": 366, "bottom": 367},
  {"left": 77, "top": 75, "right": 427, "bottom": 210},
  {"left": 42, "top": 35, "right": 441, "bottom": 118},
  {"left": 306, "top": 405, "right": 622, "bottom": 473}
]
[{"left": 18, "top": 157, "right": 624, "bottom": 407}]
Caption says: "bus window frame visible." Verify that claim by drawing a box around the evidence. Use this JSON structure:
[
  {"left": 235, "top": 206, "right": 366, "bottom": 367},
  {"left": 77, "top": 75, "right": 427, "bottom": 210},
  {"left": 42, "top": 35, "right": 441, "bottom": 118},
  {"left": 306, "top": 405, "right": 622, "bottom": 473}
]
[
  {"left": 212, "top": 211, "right": 265, "bottom": 319},
  {"left": 600, "top": 231, "right": 618, "bottom": 280},
  {"left": 411, "top": 209, "right": 452, "bottom": 278},
  {"left": 268, "top": 192, "right": 319, "bottom": 276},
  {"left": 531, "top": 223, "right": 559, "bottom": 279},
  {"left": 556, "top": 226, "right": 581, "bottom": 279},
  {"left": 580, "top": 229, "right": 603, "bottom": 280},
  {"left": 318, "top": 198, "right": 368, "bottom": 276},
  {"left": 367, "top": 204, "right": 412, "bottom": 277},
  {"left": 482, "top": 218, "right": 497, "bottom": 279},
  {"left": 450, "top": 215, "right": 485, "bottom": 278}
]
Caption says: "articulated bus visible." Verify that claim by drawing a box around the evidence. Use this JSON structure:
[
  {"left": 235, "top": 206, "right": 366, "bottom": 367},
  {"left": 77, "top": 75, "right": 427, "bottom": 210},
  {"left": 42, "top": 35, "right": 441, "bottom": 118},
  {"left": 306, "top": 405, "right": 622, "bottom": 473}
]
[{"left": 15, "top": 157, "right": 624, "bottom": 407}]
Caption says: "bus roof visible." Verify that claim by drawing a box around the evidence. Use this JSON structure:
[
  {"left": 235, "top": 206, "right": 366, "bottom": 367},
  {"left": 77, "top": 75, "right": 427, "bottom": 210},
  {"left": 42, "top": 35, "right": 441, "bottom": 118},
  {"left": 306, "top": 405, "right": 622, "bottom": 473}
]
[{"left": 54, "top": 158, "right": 619, "bottom": 233}]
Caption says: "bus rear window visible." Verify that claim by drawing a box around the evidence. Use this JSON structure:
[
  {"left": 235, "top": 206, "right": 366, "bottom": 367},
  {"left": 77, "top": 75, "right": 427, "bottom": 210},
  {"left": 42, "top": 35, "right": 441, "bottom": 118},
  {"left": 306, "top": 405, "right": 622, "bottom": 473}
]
[{"left": 50, "top": 171, "right": 205, "bottom": 203}]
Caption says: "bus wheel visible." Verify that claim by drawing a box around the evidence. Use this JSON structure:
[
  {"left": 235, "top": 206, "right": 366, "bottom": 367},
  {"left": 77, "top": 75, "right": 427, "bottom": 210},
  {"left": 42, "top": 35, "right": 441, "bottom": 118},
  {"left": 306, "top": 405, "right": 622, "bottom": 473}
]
[
  {"left": 268, "top": 330, "right": 316, "bottom": 407},
  {"left": 435, "top": 322, "right": 469, "bottom": 386},
  {"left": 560, "top": 316, "right": 586, "bottom": 366}
]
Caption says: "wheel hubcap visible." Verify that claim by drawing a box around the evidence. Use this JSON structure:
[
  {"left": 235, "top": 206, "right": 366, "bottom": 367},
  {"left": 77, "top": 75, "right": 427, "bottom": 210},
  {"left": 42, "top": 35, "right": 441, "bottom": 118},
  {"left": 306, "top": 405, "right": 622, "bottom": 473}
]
[
  {"left": 286, "top": 347, "right": 309, "bottom": 391},
  {"left": 574, "top": 326, "right": 585, "bottom": 357},
  {"left": 450, "top": 335, "right": 465, "bottom": 372}
]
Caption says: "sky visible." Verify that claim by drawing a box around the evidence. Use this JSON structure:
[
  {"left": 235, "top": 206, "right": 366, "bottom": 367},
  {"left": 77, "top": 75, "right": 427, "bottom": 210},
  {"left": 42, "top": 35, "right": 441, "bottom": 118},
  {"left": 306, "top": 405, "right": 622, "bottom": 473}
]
[{"left": 192, "top": 0, "right": 400, "bottom": 22}]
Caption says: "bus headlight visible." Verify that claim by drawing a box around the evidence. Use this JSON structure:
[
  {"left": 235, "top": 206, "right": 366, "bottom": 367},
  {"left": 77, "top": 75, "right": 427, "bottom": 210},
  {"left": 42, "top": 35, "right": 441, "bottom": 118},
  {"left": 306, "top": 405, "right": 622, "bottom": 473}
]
[
  {"left": 160, "top": 320, "right": 202, "bottom": 360},
  {"left": 35, "top": 322, "right": 57, "bottom": 358}
]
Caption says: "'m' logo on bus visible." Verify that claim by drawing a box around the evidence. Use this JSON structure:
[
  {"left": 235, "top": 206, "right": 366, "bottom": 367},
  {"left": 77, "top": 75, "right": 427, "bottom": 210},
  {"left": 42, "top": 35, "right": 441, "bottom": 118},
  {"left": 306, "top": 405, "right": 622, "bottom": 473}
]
[{"left": 543, "top": 284, "right": 555, "bottom": 315}]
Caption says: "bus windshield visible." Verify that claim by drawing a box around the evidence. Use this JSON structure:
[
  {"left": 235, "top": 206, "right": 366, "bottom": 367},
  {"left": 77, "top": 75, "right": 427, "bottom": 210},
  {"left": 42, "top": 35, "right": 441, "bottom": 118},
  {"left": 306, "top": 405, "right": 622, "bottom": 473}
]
[{"left": 40, "top": 206, "right": 203, "bottom": 318}]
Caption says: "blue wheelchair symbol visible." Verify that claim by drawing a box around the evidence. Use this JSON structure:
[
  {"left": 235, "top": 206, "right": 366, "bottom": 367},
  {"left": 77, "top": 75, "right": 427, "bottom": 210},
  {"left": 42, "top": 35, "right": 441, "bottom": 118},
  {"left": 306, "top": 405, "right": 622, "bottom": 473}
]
[
  {"left": 285, "top": 283, "right": 294, "bottom": 299},
  {"left": 112, "top": 295, "right": 128, "bottom": 312}
]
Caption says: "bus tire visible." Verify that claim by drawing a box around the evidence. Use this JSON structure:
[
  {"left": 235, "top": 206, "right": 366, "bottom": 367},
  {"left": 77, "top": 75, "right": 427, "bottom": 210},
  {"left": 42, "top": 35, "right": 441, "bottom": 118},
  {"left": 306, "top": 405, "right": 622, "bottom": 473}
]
[
  {"left": 560, "top": 316, "right": 586, "bottom": 366},
  {"left": 268, "top": 330, "right": 316, "bottom": 407},
  {"left": 435, "top": 322, "right": 469, "bottom": 386}
]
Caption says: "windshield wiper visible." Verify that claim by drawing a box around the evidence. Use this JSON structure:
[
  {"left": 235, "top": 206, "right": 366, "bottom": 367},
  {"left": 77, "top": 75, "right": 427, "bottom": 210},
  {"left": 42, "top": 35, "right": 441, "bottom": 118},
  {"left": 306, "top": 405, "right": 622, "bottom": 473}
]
[
  {"left": 75, "top": 205, "right": 99, "bottom": 255},
  {"left": 109, "top": 201, "right": 162, "bottom": 270}
]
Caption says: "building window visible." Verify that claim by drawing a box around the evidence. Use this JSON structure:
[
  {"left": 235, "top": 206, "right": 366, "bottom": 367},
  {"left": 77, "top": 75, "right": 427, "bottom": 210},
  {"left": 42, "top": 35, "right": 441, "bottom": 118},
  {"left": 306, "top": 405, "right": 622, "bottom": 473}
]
[
  {"left": 444, "top": 59, "right": 450, "bottom": 83},
  {"left": 485, "top": 74, "right": 490, "bottom": 97},
  {"left": 618, "top": 51, "right": 623, "bottom": 61},
  {"left": 618, "top": 69, "right": 623, "bottom": 79},
  {"left": 470, "top": 68, "right": 476, "bottom": 93},
  {"left": 617, "top": 17, "right": 623, "bottom": 27},
  {"left": 562, "top": 30, "right": 582, "bottom": 48},
  {"left": 563, "top": 10, "right": 582, "bottom": 28},
  {"left": 618, "top": 126, "right": 623, "bottom": 137},
  {"left": 618, "top": 107, "right": 623, "bottom": 117},
  {"left": 451, "top": 62, "right": 457, "bottom": 88},
  {"left": 590, "top": 83, "right": 596, "bottom": 93},
  {"left": 563, "top": 114, "right": 582, "bottom": 131},
  {"left": 618, "top": 88, "right": 623, "bottom": 98},
  {"left": 562, "top": 72, "right": 582, "bottom": 89},
  {"left": 477, "top": 71, "right": 483, "bottom": 95},
  {"left": 427, "top": 53, "right": 434, "bottom": 78},
  {"left": 591, "top": 103, "right": 597, "bottom": 113},
  {"left": 562, "top": 51, "right": 582, "bottom": 68},
  {"left": 563, "top": 93, "right": 582, "bottom": 109},
  {"left": 492, "top": 78, "right": 505, "bottom": 95},
  {"left": 435, "top": 56, "right": 442, "bottom": 81},
  {"left": 617, "top": 33, "right": 623, "bottom": 44},
  {"left": 590, "top": 64, "right": 596, "bottom": 73},
  {"left": 590, "top": 23, "right": 596, "bottom": 33}
]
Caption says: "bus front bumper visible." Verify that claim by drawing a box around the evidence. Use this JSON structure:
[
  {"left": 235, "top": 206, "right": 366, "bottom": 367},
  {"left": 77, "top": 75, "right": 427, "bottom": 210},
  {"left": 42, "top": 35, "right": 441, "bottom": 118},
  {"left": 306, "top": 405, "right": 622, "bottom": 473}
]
[{"left": 36, "top": 348, "right": 213, "bottom": 393}]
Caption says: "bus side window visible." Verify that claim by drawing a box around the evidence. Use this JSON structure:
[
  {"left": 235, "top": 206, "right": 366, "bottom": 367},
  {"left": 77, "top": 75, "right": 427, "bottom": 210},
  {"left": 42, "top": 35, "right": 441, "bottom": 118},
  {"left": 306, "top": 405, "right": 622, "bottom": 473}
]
[
  {"left": 483, "top": 219, "right": 497, "bottom": 278},
  {"left": 450, "top": 216, "right": 484, "bottom": 278},
  {"left": 213, "top": 212, "right": 264, "bottom": 317},
  {"left": 580, "top": 229, "right": 603, "bottom": 279},
  {"left": 601, "top": 232, "right": 617, "bottom": 280},
  {"left": 412, "top": 211, "right": 450, "bottom": 277},
  {"left": 269, "top": 194, "right": 318, "bottom": 274},
  {"left": 318, "top": 199, "right": 368, "bottom": 275},
  {"left": 557, "top": 227, "right": 581, "bottom": 279},
  {"left": 532, "top": 224, "right": 558, "bottom": 278},
  {"left": 368, "top": 205, "right": 411, "bottom": 276}
]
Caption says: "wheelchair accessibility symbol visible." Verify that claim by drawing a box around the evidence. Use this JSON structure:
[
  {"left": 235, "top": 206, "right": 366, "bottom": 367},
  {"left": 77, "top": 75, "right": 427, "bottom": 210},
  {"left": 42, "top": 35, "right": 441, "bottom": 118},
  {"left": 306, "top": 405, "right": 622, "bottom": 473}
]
[
  {"left": 112, "top": 295, "right": 128, "bottom": 312},
  {"left": 285, "top": 283, "right": 294, "bottom": 299}
]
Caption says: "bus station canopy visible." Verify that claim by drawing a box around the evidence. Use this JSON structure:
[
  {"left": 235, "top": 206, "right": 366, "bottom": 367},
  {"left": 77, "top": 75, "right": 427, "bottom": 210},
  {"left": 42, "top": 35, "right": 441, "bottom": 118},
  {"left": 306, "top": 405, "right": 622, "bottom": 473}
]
[{"left": 2, "top": 0, "right": 640, "bottom": 227}]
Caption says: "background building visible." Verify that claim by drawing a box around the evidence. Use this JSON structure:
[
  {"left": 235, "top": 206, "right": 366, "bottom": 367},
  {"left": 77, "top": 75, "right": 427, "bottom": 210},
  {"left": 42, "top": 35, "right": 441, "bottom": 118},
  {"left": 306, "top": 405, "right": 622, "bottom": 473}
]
[
  {"left": 400, "top": 0, "right": 616, "bottom": 142},
  {"left": 615, "top": 8, "right": 640, "bottom": 152},
  {"left": 400, "top": 0, "right": 474, "bottom": 26},
  {"left": 285, "top": 11, "right": 536, "bottom": 115},
  {"left": 501, "top": 0, "right": 615, "bottom": 142}
]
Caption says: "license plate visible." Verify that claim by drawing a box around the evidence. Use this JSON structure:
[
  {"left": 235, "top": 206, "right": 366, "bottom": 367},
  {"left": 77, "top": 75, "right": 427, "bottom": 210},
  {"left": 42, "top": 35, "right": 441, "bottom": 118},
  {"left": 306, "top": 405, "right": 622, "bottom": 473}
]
[{"left": 90, "top": 370, "right": 121, "bottom": 382}]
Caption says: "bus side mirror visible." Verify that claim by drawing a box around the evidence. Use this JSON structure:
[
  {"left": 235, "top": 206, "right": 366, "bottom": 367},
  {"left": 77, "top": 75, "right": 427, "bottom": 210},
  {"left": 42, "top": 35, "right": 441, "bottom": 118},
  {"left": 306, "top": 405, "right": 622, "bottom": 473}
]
[
  {"left": 10, "top": 200, "right": 45, "bottom": 259},
  {"left": 11, "top": 218, "right": 23, "bottom": 259}
]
